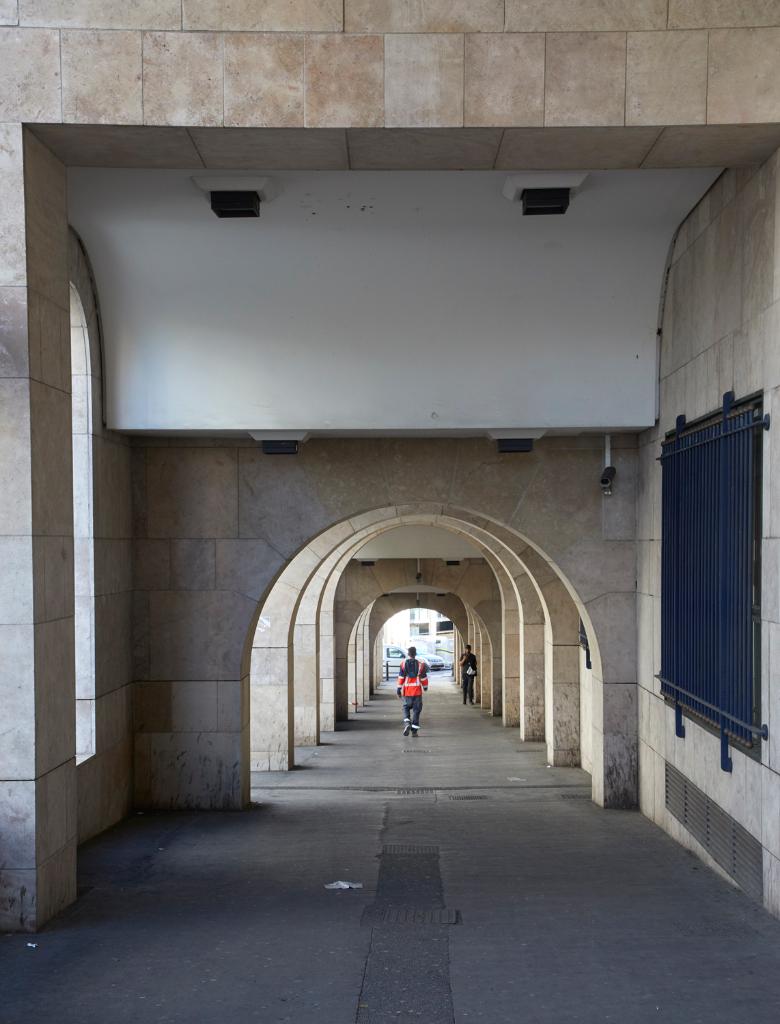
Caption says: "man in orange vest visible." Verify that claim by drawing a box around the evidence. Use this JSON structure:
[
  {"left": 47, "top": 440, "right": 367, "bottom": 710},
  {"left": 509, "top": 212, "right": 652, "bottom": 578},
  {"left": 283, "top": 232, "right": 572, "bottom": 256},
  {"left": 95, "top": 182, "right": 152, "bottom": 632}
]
[{"left": 397, "top": 646, "right": 428, "bottom": 737}]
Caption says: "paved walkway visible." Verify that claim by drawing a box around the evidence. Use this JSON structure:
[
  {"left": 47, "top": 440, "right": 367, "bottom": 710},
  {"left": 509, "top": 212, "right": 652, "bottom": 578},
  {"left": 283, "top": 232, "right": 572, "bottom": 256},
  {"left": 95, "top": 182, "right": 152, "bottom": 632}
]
[{"left": 4, "top": 678, "right": 780, "bottom": 1022}]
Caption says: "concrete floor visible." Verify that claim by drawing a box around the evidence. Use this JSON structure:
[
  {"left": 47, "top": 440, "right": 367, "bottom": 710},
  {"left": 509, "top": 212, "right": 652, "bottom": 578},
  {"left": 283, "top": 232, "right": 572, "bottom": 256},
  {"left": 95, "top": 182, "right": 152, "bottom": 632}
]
[{"left": 4, "top": 677, "right": 780, "bottom": 1023}]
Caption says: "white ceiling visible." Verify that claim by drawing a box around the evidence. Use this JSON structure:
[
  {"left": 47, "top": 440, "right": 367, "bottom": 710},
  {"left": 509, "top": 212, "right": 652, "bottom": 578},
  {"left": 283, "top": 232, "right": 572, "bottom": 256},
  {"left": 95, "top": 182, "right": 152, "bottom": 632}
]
[
  {"left": 354, "top": 526, "right": 481, "bottom": 560},
  {"left": 68, "top": 167, "right": 718, "bottom": 434}
]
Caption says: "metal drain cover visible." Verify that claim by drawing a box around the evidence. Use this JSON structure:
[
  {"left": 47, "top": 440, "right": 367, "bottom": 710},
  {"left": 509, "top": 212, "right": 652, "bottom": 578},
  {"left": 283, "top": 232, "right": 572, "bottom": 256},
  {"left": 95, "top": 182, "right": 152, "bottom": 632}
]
[
  {"left": 403, "top": 748, "right": 431, "bottom": 753},
  {"left": 448, "top": 794, "right": 487, "bottom": 801},
  {"left": 361, "top": 906, "right": 461, "bottom": 926},
  {"left": 382, "top": 844, "right": 439, "bottom": 855},
  {"left": 396, "top": 788, "right": 434, "bottom": 795}
]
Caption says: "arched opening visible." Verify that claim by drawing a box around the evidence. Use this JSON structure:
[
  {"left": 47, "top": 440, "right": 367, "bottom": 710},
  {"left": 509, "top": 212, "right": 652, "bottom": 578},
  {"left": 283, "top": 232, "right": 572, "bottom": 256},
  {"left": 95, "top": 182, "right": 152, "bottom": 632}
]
[
  {"left": 243, "top": 506, "right": 617, "bottom": 804},
  {"left": 70, "top": 282, "right": 96, "bottom": 762}
]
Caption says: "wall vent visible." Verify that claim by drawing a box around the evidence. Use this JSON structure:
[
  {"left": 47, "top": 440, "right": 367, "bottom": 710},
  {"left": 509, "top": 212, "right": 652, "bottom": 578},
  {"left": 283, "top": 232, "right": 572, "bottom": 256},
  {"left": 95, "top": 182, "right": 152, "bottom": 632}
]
[{"left": 665, "top": 762, "right": 763, "bottom": 900}]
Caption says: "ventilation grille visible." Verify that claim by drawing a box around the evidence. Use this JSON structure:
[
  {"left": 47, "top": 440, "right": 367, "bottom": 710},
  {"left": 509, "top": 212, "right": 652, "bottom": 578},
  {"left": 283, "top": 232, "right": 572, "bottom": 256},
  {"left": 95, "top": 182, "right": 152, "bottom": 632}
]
[
  {"left": 382, "top": 844, "right": 439, "bottom": 856},
  {"left": 361, "top": 906, "right": 461, "bottom": 926},
  {"left": 396, "top": 788, "right": 434, "bottom": 796},
  {"left": 448, "top": 794, "right": 488, "bottom": 801},
  {"left": 665, "top": 762, "right": 763, "bottom": 900}
]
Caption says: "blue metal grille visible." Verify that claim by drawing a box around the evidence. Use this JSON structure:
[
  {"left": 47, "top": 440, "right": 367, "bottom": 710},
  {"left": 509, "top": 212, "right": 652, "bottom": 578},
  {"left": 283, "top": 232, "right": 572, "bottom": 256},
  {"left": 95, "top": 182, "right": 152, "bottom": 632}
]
[{"left": 658, "top": 392, "right": 768, "bottom": 771}]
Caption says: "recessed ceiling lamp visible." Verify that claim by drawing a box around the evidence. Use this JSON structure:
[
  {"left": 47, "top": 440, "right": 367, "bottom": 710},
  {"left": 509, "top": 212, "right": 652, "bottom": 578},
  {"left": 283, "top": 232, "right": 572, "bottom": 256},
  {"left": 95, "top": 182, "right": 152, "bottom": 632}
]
[{"left": 502, "top": 172, "right": 586, "bottom": 216}]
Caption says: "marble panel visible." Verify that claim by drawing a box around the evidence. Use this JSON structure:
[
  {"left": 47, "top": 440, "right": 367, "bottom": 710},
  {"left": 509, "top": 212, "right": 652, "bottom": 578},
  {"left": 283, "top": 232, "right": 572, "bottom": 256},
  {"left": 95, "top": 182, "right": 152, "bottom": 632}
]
[
  {"left": 669, "top": 1, "right": 780, "bottom": 29},
  {"left": 76, "top": 736, "right": 132, "bottom": 843},
  {"left": 134, "top": 679, "right": 219, "bottom": 733},
  {"left": 148, "top": 589, "right": 256, "bottom": 681},
  {"left": 763, "top": 768, "right": 780, "bottom": 860},
  {"left": 146, "top": 446, "right": 238, "bottom": 539},
  {"left": 0, "top": 535, "right": 33, "bottom": 624},
  {"left": 385, "top": 34, "right": 464, "bottom": 129},
  {"left": 545, "top": 32, "right": 627, "bottom": 128},
  {"left": 0, "top": 2, "right": 17, "bottom": 24},
  {"left": 32, "top": 534, "right": 74, "bottom": 622},
  {"left": 30, "top": 123, "right": 205, "bottom": 169},
  {"left": 708, "top": 28, "right": 780, "bottom": 124},
  {"left": 643, "top": 124, "right": 780, "bottom": 168},
  {"left": 170, "top": 538, "right": 216, "bottom": 591},
  {"left": 740, "top": 158, "right": 776, "bottom": 324},
  {"left": 626, "top": 30, "right": 707, "bottom": 126},
  {"left": 24, "top": 133, "right": 68, "bottom": 311},
  {"left": 0, "top": 27, "right": 60, "bottom": 121},
  {"left": 0, "top": 286, "right": 28, "bottom": 376},
  {"left": 0, "top": 124, "right": 25, "bottom": 288},
  {"left": 638, "top": 739, "right": 655, "bottom": 817},
  {"left": 142, "top": 32, "right": 223, "bottom": 128},
  {"left": 224, "top": 33, "right": 304, "bottom": 128},
  {"left": 183, "top": 0, "right": 342, "bottom": 31},
  {"left": 765, "top": 849, "right": 780, "bottom": 919},
  {"left": 62, "top": 29, "right": 142, "bottom": 125},
  {"left": 464, "top": 33, "right": 544, "bottom": 128},
  {"left": 93, "top": 683, "right": 131, "bottom": 749},
  {"left": 216, "top": 539, "right": 285, "bottom": 602},
  {"left": 347, "top": 1, "right": 502, "bottom": 32},
  {"left": 93, "top": 590, "right": 132, "bottom": 696},
  {"left": 93, "top": 537, "right": 132, "bottom": 597},
  {"left": 506, "top": 0, "right": 666, "bottom": 31},
  {"left": 764, "top": 538, "right": 780, "bottom": 626},
  {"left": 0, "top": 624, "right": 35, "bottom": 778},
  {"left": 29, "top": 382, "right": 72, "bottom": 539},
  {"left": 585, "top": 591, "right": 637, "bottom": 684},
  {"left": 20, "top": 0, "right": 180, "bottom": 29},
  {"left": 35, "top": 838, "right": 76, "bottom": 928},
  {"left": 134, "top": 730, "right": 245, "bottom": 810},
  {"left": 34, "top": 616, "right": 75, "bottom": 776},
  {"left": 35, "top": 759, "right": 76, "bottom": 863},
  {"left": 0, "top": 780, "right": 35, "bottom": 867},
  {"left": 132, "top": 538, "right": 170, "bottom": 591},
  {"left": 602, "top": 729, "right": 639, "bottom": 807},
  {"left": 305, "top": 34, "right": 384, "bottom": 129},
  {"left": 191, "top": 126, "right": 347, "bottom": 169},
  {"left": 217, "top": 679, "right": 244, "bottom": 732}
]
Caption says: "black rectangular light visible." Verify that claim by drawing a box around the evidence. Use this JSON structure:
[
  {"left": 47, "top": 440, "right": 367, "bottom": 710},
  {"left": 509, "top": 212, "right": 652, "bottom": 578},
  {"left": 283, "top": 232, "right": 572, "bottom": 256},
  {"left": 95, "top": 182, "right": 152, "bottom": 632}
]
[
  {"left": 445, "top": 560, "right": 460, "bottom": 566},
  {"left": 261, "top": 439, "right": 298, "bottom": 454},
  {"left": 210, "top": 190, "right": 260, "bottom": 218},
  {"left": 360, "top": 560, "right": 376, "bottom": 567},
  {"left": 521, "top": 187, "right": 570, "bottom": 216},
  {"left": 496, "top": 438, "right": 534, "bottom": 453}
]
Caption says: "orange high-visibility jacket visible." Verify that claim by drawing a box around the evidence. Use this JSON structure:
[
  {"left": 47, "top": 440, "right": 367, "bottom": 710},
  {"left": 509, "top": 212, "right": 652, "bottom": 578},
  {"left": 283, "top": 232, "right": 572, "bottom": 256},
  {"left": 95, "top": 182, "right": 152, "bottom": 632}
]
[{"left": 398, "top": 657, "right": 428, "bottom": 697}]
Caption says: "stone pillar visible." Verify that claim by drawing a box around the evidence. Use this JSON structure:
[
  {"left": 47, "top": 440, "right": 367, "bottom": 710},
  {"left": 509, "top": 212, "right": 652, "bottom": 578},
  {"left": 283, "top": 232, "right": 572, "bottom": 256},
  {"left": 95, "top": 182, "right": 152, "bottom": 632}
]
[
  {"left": 0, "top": 128, "right": 77, "bottom": 931},
  {"left": 543, "top": 579, "right": 581, "bottom": 767}
]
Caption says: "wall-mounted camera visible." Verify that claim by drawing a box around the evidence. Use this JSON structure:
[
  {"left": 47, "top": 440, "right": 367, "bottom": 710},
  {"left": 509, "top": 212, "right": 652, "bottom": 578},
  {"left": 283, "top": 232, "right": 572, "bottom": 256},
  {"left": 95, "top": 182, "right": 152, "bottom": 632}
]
[{"left": 600, "top": 466, "right": 616, "bottom": 496}]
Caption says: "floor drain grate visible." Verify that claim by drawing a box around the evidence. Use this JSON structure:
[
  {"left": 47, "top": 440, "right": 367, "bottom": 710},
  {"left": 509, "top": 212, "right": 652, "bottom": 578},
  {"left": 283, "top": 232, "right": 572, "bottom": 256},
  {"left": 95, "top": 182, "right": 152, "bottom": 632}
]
[
  {"left": 403, "top": 748, "right": 431, "bottom": 753},
  {"left": 560, "top": 793, "right": 591, "bottom": 800},
  {"left": 361, "top": 906, "right": 461, "bottom": 926},
  {"left": 448, "top": 794, "right": 488, "bottom": 801},
  {"left": 382, "top": 844, "right": 439, "bottom": 856},
  {"left": 396, "top": 788, "right": 434, "bottom": 795}
]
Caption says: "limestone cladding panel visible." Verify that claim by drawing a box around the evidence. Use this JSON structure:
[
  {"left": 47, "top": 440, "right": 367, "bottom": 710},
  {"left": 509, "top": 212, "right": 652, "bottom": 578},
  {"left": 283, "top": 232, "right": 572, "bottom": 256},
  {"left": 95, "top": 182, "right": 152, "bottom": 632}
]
[
  {"left": 0, "top": 2, "right": 18, "bottom": 25},
  {"left": 496, "top": 125, "right": 662, "bottom": 170},
  {"left": 626, "top": 31, "right": 707, "bottom": 126},
  {"left": 61, "top": 30, "right": 142, "bottom": 125},
  {"left": 304, "top": 34, "right": 384, "bottom": 128},
  {"left": 20, "top": 1, "right": 181, "bottom": 29},
  {"left": 182, "top": 0, "right": 343, "bottom": 32},
  {"left": 142, "top": 32, "right": 224, "bottom": 128},
  {"left": 544, "top": 32, "right": 627, "bottom": 128},
  {"left": 385, "top": 33, "right": 464, "bottom": 128},
  {"left": 708, "top": 28, "right": 780, "bottom": 124},
  {"left": 464, "top": 33, "right": 545, "bottom": 128},
  {"left": 0, "top": 27, "right": 60, "bottom": 121},
  {"left": 506, "top": 1, "right": 667, "bottom": 32},
  {"left": 669, "top": 1, "right": 780, "bottom": 29},
  {"left": 145, "top": 447, "right": 238, "bottom": 539},
  {"left": 346, "top": 0, "right": 503, "bottom": 33},
  {"left": 224, "top": 34, "right": 304, "bottom": 128}
]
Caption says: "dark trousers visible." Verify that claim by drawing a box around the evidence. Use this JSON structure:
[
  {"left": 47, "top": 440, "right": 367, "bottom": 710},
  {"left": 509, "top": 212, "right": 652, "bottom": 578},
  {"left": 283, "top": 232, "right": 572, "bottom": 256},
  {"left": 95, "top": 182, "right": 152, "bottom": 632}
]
[
  {"left": 402, "top": 695, "right": 423, "bottom": 728},
  {"left": 461, "top": 674, "right": 475, "bottom": 703}
]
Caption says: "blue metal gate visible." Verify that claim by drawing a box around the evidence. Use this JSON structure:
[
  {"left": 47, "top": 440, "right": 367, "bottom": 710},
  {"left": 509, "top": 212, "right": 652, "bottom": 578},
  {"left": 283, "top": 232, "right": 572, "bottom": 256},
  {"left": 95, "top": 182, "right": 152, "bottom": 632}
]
[{"left": 658, "top": 391, "right": 769, "bottom": 771}]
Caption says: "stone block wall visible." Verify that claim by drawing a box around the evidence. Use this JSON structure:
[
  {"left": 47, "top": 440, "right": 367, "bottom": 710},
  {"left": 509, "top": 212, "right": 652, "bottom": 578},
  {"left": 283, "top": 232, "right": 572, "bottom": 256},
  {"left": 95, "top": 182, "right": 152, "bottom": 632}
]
[
  {"left": 636, "top": 152, "right": 780, "bottom": 916},
  {"left": 0, "top": 2, "right": 780, "bottom": 131}
]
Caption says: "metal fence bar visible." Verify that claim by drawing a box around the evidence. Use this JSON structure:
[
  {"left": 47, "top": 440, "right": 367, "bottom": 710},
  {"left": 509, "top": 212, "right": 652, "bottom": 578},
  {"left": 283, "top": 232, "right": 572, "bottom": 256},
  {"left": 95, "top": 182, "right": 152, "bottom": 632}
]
[{"left": 659, "top": 394, "right": 768, "bottom": 768}]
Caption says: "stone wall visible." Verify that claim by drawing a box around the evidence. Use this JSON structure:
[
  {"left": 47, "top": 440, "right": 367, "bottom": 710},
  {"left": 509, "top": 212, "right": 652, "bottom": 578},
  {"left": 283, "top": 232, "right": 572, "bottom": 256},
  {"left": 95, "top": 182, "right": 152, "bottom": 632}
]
[
  {"left": 636, "top": 152, "right": 780, "bottom": 916},
  {"left": 1, "top": 3, "right": 780, "bottom": 133}
]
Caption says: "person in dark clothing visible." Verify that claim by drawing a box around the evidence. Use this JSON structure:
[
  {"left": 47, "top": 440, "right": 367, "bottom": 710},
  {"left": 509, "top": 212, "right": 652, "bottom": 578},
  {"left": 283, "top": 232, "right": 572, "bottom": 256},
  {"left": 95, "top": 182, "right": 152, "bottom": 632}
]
[
  {"left": 397, "top": 646, "right": 428, "bottom": 736},
  {"left": 459, "top": 644, "right": 477, "bottom": 705}
]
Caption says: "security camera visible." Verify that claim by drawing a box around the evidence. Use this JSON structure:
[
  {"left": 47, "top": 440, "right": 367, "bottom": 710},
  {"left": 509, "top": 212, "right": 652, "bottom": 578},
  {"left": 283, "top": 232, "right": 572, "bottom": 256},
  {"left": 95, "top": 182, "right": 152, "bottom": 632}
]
[{"left": 600, "top": 466, "right": 616, "bottom": 495}]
